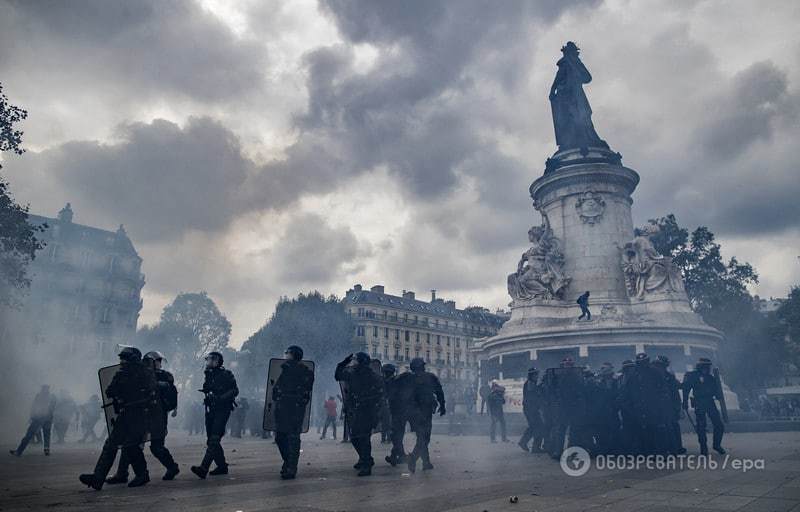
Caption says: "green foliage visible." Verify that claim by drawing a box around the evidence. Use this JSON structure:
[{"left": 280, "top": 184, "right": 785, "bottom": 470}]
[
  {"left": 0, "top": 82, "right": 28, "bottom": 168},
  {"left": 775, "top": 287, "right": 800, "bottom": 370},
  {"left": 240, "top": 291, "right": 354, "bottom": 394},
  {"left": 160, "top": 291, "right": 232, "bottom": 361},
  {"left": 646, "top": 214, "right": 791, "bottom": 391}
]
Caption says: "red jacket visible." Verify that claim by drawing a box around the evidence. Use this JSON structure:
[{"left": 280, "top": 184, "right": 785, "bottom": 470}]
[{"left": 324, "top": 399, "right": 337, "bottom": 417}]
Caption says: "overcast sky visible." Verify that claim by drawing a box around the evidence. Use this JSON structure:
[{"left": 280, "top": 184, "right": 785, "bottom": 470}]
[{"left": 1, "top": 0, "right": 798, "bottom": 347}]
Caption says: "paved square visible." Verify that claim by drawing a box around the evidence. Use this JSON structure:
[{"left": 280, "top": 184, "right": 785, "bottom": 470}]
[{"left": 1, "top": 432, "right": 799, "bottom": 511}]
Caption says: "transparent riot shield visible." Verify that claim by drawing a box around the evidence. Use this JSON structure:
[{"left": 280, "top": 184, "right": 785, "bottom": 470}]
[
  {"left": 98, "top": 364, "right": 122, "bottom": 437},
  {"left": 98, "top": 360, "right": 156, "bottom": 442},
  {"left": 263, "top": 358, "right": 315, "bottom": 433},
  {"left": 339, "top": 358, "right": 384, "bottom": 434}
]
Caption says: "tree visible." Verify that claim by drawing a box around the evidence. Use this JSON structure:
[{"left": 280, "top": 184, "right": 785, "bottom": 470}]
[
  {"left": 160, "top": 291, "right": 231, "bottom": 362},
  {"left": 0, "top": 82, "right": 28, "bottom": 169},
  {"left": 0, "top": 83, "right": 43, "bottom": 307},
  {"left": 240, "top": 292, "right": 354, "bottom": 394},
  {"left": 775, "top": 287, "right": 800, "bottom": 372},
  {"left": 646, "top": 214, "right": 779, "bottom": 391}
]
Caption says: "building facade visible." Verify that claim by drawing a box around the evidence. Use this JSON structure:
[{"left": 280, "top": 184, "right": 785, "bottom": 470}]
[
  {"left": 343, "top": 284, "right": 507, "bottom": 384},
  {"left": 19, "top": 203, "right": 145, "bottom": 360}
]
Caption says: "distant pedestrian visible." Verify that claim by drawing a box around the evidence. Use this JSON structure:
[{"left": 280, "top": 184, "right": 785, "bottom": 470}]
[
  {"left": 577, "top": 291, "right": 591, "bottom": 320},
  {"left": 320, "top": 396, "right": 338, "bottom": 440},
  {"left": 487, "top": 382, "right": 508, "bottom": 443},
  {"left": 10, "top": 385, "right": 56, "bottom": 457}
]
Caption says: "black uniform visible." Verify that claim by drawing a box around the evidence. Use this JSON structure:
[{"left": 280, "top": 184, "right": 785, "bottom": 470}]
[
  {"left": 53, "top": 393, "right": 77, "bottom": 444},
  {"left": 335, "top": 356, "right": 384, "bottom": 475},
  {"left": 577, "top": 292, "right": 591, "bottom": 320},
  {"left": 109, "top": 368, "right": 178, "bottom": 481},
  {"left": 273, "top": 360, "right": 314, "bottom": 478},
  {"left": 654, "top": 365, "right": 685, "bottom": 454},
  {"left": 198, "top": 366, "right": 239, "bottom": 473},
  {"left": 519, "top": 378, "right": 545, "bottom": 452},
  {"left": 386, "top": 372, "right": 413, "bottom": 465},
  {"left": 620, "top": 361, "right": 670, "bottom": 455},
  {"left": 682, "top": 368, "right": 725, "bottom": 454},
  {"left": 544, "top": 368, "right": 590, "bottom": 458},
  {"left": 405, "top": 370, "right": 445, "bottom": 472},
  {"left": 86, "top": 360, "right": 159, "bottom": 488},
  {"left": 11, "top": 387, "right": 56, "bottom": 456},
  {"left": 593, "top": 371, "right": 621, "bottom": 455}
]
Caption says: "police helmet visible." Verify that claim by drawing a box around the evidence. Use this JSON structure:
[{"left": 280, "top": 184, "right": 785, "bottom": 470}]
[
  {"left": 118, "top": 346, "right": 142, "bottom": 362},
  {"left": 143, "top": 350, "right": 165, "bottom": 362},
  {"left": 206, "top": 351, "right": 224, "bottom": 365},
  {"left": 285, "top": 345, "right": 304, "bottom": 360},
  {"left": 635, "top": 352, "right": 650, "bottom": 364},
  {"left": 382, "top": 363, "right": 397, "bottom": 376},
  {"left": 354, "top": 352, "right": 371, "bottom": 366},
  {"left": 560, "top": 356, "right": 575, "bottom": 368},
  {"left": 410, "top": 357, "right": 426, "bottom": 371},
  {"left": 653, "top": 355, "right": 670, "bottom": 367}
]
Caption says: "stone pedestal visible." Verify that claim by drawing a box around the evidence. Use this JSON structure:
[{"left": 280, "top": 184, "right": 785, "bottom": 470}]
[{"left": 475, "top": 146, "right": 724, "bottom": 387}]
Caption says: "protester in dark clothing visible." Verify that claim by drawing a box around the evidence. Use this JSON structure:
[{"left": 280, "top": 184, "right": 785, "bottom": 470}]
[
  {"left": 78, "top": 395, "right": 102, "bottom": 443},
  {"left": 380, "top": 364, "right": 397, "bottom": 444},
  {"left": 577, "top": 291, "right": 591, "bottom": 320},
  {"left": 52, "top": 390, "right": 77, "bottom": 444},
  {"left": 10, "top": 385, "right": 56, "bottom": 457},
  {"left": 191, "top": 351, "right": 239, "bottom": 479},
  {"left": 273, "top": 345, "right": 314, "bottom": 479},
  {"left": 335, "top": 352, "right": 384, "bottom": 476}
]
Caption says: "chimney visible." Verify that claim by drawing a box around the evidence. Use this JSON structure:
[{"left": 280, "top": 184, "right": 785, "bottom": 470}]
[
  {"left": 353, "top": 284, "right": 362, "bottom": 292},
  {"left": 370, "top": 285, "right": 384, "bottom": 294},
  {"left": 445, "top": 300, "right": 456, "bottom": 309},
  {"left": 403, "top": 290, "right": 416, "bottom": 300},
  {"left": 431, "top": 289, "right": 436, "bottom": 302}
]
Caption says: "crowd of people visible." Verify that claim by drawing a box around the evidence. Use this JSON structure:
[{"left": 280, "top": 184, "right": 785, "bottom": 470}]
[{"left": 8, "top": 345, "right": 736, "bottom": 492}]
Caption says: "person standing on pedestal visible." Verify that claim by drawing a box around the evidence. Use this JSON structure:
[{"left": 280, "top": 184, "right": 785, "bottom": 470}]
[{"left": 577, "top": 291, "right": 591, "bottom": 320}]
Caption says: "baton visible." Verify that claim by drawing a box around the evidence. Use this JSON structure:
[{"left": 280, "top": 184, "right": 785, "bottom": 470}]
[{"left": 684, "top": 407, "right": 698, "bottom": 433}]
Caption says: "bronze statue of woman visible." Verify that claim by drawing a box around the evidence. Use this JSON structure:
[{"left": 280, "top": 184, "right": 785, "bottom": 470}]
[{"left": 549, "top": 42, "right": 608, "bottom": 151}]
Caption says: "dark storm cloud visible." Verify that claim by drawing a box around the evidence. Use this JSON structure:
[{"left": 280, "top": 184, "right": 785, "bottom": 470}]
[
  {"left": 0, "top": 0, "right": 266, "bottom": 102},
  {"left": 11, "top": 117, "right": 252, "bottom": 242}
]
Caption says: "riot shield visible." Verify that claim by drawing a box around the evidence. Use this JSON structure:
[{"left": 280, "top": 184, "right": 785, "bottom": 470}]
[
  {"left": 98, "top": 363, "right": 121, "bottom": 437},
  {"left": 339, "top": 358, "right": 384, "bottom": 433},
  {"left": 263, "top": 358, "right": 316, "bottom": 433}
]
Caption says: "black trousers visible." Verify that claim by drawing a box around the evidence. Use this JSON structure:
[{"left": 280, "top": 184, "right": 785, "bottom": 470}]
[
  {"left": 578, "top": 304, "right": 591, "bottom": 320},
  {"left": 489, "top": 412, "right": 506, "bottom": 441},
  {"left": 200, "top": 408, "right": 231, "bottom": 470},
  {"left": 351, "top": 435, "right": 373, "bottom": 466},
  {"left": 519, "top": 412, "right": 544, "bottom": 451},
  {"left": 408, "top": 415, "right": 432, "bottom": 464},
  {"left": 275, "top": 432, "right": 301, "bottom": 474},
  {"left": 15, "top": 417, "right": 52, "bottom": 455},
  {"left": 390, "top": 412, "right": 407, "bottom": 460},
  {"left": 694, "top": 403, "right": 724, "bottom": 450},
  {"left": 91, "top": 413, "right": 148, "bottom": 481},
  {"left": 321, "top": 416, "right": 337, "bottom": 438},
  {"left": 113, "top": 437, "right": 177, "bottom": 476}
]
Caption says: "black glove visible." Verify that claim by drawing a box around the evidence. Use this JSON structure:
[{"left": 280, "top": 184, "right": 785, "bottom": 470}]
[{"left": 438, "top": 404, "right": 446, "bottom": 416}]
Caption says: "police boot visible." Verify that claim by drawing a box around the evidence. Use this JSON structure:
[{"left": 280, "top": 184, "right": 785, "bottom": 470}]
[
  {"left": 105, "top": 473, "right": 128, "bottom": 485},
  {"left": 128, "top": 472, "right": 150, "bottom": 488},
  {"left": 699, "top": 441, "right": 709, "bottom": 456},
  {"left": 162, "top": 465, "right": 180, "bottom": 481},
  {"left": 79, "top": 474, "right": 103, "bottom": 491},
  {"left": 209, "top": 464, "right": 228, "bottom": 476},
  {"left": 712, "top": 431, "right": 725, "bottom": 454},
  {"left": 406, "top": 450, "right": 418, "bottom": 474},
  {"left": 191, "top": 465, "right": 208, "bottom": 479}
]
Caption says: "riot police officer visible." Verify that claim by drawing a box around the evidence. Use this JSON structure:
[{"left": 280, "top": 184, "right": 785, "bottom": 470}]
[
  {"left": 404, "top": 358, "right": 445, "bottom": 473},
  {"left": 335, "top": 352, "right": 384, "bottom": 476},
  {"left": 518, "top": 367, "right": 544, "bottom": 453},
  {"left": 191, "top": 351, "right": 239, "bottom": 479},
  {"left": 106, "top": 351, "right": 179, "bottom": 484},
  {"left": 273, "top": 345, "right": 314, "bottom": 479},
  {"left": 380, "top": 364, "right": 396, "bottom": 445},
  {"left": 620, "top": 353, "right": 669, "bottom": 455},
  {"left": 546, "top": 357, "right": 589, "bottom": 459},
  {"left": 386, "top": 364, "right": 413, "bottom": 466},
  {"left": 593, "top": 362, "right": 621, "bottom": 455},
  {"left": 652, "top": 355, "right": 686, "bottom": 455},
  {"left": 682, "top": 357, "right": 725, "bottom": 455},
  {"left": 79, "top": 347, "right": 158, "bottom": 490}
]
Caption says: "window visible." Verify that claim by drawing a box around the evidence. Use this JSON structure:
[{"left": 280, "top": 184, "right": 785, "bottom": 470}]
[
  {"left": 358, "top": 308, "right": 364, "bottom": 317},
  {"left": 404, "top": 330, "right": 410, "bottom": 342},
  {"left": 447, "top": 336, "right": 450, "bottom": 346},
  {"left": 426, "top": 350, "right": 431, "bottom": 361},
  {"left": 392, "top": 312, "right": 398, "bottom": 321},
  {"left": 403, "top": 313, "right": 408, "bottom": 323},
  {"left": 415, "top": 331, "right": 420, "bottom": 342},
  {"left": 426, "top": 333, "right": 430, "bottom": 343},
  {"left": 413, "top": 315, "right": 418, "bottom": 324},
  {"left": 405, "top": 348, "right": 409, "bottom": 359},
  {"left": 395, "top": 329, "right": 399, "bottom": 340},
  {"left": 373, "top": 326, "right": 378, "bottom": 337},
  {"left": 384, "top": 327, "right": 389, "bottom": 338},
  {"left": 415, "top": 349, "right": 420, "bottom": 358},
  {"left": 435, "top": 319, "right": 439, "bottom": 328},
  {"left": 447, "top": 353, "right": 451, "bottom": 364},
  {"left": 456, "top": 338, "right": 461, "bottom": 347},
  {"left": 436, "top": 335, "right": 441, "bottom": 345},
  {"left": 383, "top": 310, "right": 388, "bottom": 320},
  {"left": 356, "top": 326, "right": 365, "bottom": 337}
]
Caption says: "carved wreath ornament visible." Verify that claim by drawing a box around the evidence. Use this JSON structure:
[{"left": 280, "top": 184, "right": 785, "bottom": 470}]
[{"left": 575, "top": 190, "right": 605, "bottom": 225}]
